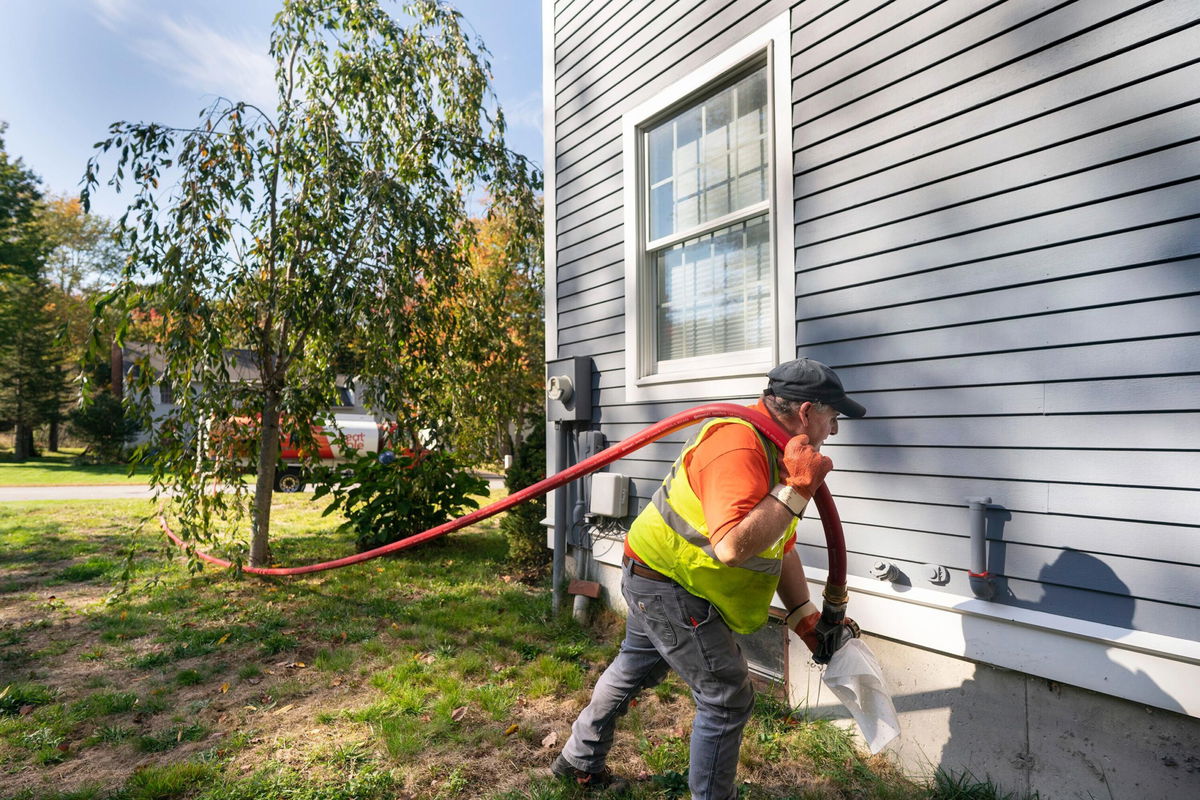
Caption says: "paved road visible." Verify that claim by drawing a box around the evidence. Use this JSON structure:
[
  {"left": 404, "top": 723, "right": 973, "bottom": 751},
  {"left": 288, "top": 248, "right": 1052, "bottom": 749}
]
[
  {"left": 0, "top": 473, "right": 505, "bottom": 502},
  {"left": 0, "top": 485, "right": 156, "bottom": 501}
]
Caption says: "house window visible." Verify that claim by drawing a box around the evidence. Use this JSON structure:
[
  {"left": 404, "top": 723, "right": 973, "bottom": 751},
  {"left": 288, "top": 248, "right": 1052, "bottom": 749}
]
[{"left": 623, "top": 14, "right": 793, "bottom": 402}]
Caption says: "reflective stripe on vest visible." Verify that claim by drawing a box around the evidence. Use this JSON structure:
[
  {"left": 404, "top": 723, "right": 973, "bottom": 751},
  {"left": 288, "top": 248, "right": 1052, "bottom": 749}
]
[{"left": 626, "top": 415, "right": 797, "bottom": 633}]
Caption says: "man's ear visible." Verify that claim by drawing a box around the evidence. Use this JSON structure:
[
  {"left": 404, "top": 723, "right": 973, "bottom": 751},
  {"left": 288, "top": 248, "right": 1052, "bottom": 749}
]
[{"left": 795, "top": 401, "right": 814, "bottom": 430}]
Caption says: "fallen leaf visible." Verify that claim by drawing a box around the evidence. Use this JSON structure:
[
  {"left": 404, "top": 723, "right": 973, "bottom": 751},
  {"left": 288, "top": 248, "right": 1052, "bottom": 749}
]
[
  {"left": 451, "top": 706, "right": 468, "bottom": 722},
  {"left": 216, "top": 633, "right": 230, "bottom": 645},
  {"left": 504, "top": 723, "right": 519, "bottom": 736},
  {"left": 274, "top": 704, "right": 295, "bottom": 715},
  {"left": 541, "top": 731, "right": 558, "bottom": 748},
  {"left": 19, "top": 705, "right": 33, "bottom": 716},
  {"left": 219, "top": 683, "right": 230, "bottom": 693},
  {"left": 330, "top": 678, "right": 343, "bottom": 687}
]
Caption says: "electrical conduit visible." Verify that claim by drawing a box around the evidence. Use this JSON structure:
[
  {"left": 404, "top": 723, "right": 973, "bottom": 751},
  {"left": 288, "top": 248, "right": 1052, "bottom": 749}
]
[{"left": 160, "top": 403, "right": 848, "bottom": 590}]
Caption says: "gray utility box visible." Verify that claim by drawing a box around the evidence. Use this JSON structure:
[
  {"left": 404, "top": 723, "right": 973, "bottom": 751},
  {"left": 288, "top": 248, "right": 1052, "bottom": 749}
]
[{"left": 545, "top": 357, "right": 592, "bottom": 422}]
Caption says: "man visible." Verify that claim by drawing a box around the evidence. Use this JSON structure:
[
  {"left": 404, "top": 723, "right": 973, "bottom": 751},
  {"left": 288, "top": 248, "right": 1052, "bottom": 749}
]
[{"left": 552, "top": 358, "right": 866, "bottom": 799}]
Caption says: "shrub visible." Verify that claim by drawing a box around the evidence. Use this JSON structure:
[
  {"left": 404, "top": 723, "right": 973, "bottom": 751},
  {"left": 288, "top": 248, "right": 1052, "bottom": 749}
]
[
  {"left": 67, "top": 392, "right": 138, "bottom": 463},
  {"left": 313, "top": 447, "right": 488, "bottom": 553},
  {"left": 500, "top": 418, "right": 547, "bottom": 571}
]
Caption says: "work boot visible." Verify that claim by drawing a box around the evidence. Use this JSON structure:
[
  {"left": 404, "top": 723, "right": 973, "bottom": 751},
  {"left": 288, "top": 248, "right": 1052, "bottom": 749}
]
[{"left": 551, "top": 754, "right": 629, "bottom": 793}]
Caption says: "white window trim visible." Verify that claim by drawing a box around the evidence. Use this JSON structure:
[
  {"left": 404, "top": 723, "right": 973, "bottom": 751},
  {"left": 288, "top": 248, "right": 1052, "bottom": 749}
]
[{"left": 622, "top": 12, "right": 795, "bottom": 404}]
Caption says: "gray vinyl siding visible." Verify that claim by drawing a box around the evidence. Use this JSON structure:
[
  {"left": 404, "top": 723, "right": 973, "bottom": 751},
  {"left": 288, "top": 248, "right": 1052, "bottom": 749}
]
[{"left": 549, "top": 0, "right": 1200, "bottom": 641}]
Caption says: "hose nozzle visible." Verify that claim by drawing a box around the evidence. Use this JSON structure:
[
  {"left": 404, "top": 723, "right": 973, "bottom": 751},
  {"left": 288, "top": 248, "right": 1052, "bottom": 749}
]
[{"left": 812, "top": 584, "right": 860, "bottom": 665}]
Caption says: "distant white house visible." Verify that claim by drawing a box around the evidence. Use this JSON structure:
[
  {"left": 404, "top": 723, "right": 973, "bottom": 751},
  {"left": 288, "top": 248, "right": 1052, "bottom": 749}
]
[{"left": 542, "top": 2, "right": 1200, "bottom": 797}]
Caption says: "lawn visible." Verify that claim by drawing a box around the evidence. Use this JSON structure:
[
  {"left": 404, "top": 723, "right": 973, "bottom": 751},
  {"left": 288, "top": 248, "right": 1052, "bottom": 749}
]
[
  {"left": 0, "top": 451, "right": 148, "bottom": 487},
  {"left": 0, "top": 493, "right": 1019, "bottom": 800}
]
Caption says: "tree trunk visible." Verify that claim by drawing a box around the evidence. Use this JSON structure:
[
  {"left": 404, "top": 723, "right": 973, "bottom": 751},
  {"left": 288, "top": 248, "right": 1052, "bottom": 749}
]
[
  {"left": 13, "top": 422, "right": 31, "bottom": 462},
  {"left": 49, "top": 419, "right": 60, "bottom": 452},
  {"left": 250, "top": 391, "right": 281, "bottom": 567}
]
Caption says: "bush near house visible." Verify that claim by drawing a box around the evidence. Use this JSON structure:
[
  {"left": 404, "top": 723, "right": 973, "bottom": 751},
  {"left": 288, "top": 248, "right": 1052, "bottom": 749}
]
[
  {"left": 501, "top": 418, "right": 547, "bottom": 571},
  {"left": 312, "top": 447, "right": 489, "bottom": 552}
]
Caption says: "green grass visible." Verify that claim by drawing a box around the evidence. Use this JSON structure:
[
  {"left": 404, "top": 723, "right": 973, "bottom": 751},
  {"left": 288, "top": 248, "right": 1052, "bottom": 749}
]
[
  {"left": 0, "top": 492, "right": 1030, "bottom": 800},
  {"left": 0, "top": 449, "right": 149, "bottom": 486}
]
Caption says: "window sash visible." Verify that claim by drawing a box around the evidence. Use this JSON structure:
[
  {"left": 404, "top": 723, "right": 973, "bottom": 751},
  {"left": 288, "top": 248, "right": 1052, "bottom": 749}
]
[{"left": 650, "top": 214, "right": 772, "bottom": 365}]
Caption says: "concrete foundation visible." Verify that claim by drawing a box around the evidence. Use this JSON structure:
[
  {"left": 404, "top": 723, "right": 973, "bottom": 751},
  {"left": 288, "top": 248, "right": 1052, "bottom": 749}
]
[{"left": 788, "top": 634, "right": 1200, "bottom": 799}]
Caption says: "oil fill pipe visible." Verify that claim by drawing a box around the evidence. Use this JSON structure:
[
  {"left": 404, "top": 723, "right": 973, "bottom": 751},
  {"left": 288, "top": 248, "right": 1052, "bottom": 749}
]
[{"left": 162, "top": 403, "right": 848, "bottom": 595}]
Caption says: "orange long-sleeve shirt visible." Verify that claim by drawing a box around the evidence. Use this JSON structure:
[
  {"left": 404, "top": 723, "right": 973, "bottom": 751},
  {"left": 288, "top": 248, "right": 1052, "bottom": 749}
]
[{"left": 626, "top": 399, "right": 795, "bottom": 560}]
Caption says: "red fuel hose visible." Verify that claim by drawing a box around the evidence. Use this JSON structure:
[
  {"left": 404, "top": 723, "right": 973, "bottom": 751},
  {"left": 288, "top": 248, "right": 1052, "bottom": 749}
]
[{"left": 161, "top": 403, "right": 847, "bottom": 585}]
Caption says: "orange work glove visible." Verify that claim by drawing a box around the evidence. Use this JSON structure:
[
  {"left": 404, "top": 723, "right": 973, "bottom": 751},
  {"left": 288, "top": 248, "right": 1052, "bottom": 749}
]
[
  {"left": 786, "top": 600, "right": 861, "bottom": 664},
  {"left": 782, "top": 434, "right": 833, "bottom": 500}
]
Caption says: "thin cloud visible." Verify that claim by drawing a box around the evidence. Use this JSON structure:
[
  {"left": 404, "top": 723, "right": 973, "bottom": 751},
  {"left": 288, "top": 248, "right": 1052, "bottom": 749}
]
[
  {"left": 141, "top": 16, "right": 278, "bottom": 112},
  {"left": 89, "top": 0, "right": 136, "bottom": 31},
  {"left": 502, "top": 90, "right": 543, "bottom": 136}
]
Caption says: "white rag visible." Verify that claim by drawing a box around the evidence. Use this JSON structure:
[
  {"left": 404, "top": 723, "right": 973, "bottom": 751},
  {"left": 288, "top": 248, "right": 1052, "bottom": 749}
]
[{"left": 820, "top": 638, "right": 901, "bottom": 754}]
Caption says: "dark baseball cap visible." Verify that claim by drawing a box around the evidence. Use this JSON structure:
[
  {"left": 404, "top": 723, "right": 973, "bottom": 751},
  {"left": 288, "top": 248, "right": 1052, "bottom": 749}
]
[{"left": 766, "top": 358, "right": 866, "bottom": 418}]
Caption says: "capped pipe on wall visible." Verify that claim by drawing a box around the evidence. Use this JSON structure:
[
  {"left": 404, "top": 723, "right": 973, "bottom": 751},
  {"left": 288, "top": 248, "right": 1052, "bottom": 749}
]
[{"left": 966, "top": 496, "right": 994, "bottom": 600}]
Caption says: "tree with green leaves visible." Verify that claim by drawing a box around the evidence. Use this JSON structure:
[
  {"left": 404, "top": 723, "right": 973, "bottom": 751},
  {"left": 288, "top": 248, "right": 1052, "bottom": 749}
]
[
  {"left": 0, "top": 123, "right": 44, "bottom": 282},
  {"left": 83, "top": 0, "right": 540, "bottom": 567},
  {"left": 443, "top": 204, "right": 544, "bottom": 465},
  {"left": 33, "top": 195, "right": 126, "bottom": 451},
  {"left": 0, "top": 124, "right": 67, "bottom": 461}
]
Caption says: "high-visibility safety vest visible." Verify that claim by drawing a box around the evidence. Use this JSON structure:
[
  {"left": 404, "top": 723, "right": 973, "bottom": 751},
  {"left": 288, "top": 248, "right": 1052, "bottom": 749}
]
[{"left": 626, "top": 416, "right": 798, "bottom": 634}]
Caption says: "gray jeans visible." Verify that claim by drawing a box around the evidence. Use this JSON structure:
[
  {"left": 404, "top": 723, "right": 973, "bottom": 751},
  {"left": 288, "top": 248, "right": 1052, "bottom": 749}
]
[{"left": 561, "top": 559, "right": 756, "bottom": 800}]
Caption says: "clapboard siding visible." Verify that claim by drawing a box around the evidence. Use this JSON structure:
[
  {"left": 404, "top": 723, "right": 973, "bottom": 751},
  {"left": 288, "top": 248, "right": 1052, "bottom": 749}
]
[
  {"left": 798, "top": 264, "right": 1200, "bottom": 343},
  {"left": 824, "top": 337, "right": 1199, "bottom": 389},
  {"left": 793, "top": 29, "right": 1200, "bottom": 192},
  {"left": 794, "top": 0, "right": 1164, "bottom": 130},
  {"left": 798, "top": 497, "right": 1200, "bottom": 566},
  {"left": 558, "top": 184, "right": 622, "bottom": 239},
  {"left": 559, "top": 275, "right": 624, "bottom": 313},
  {"left": 792, "top": 526, "right": 1200, "bottom": 607},
  {"left": 556, "top": 0, "right": 767, "bottom": 148},
  {"left": 798, "top": 295, "right": 1200, "bottom": 365},
  {"left": 796, "top": 143, "right": 1200, "bottom": 261},
  {"left": 791, "top": 1, "right": 1198, "bottom": 158},
  {"left": 551, "top": 0, "right": 1200, "bottom": 642},
  {"left": 558, "top": 172, "right": 622, "bottom": 221},
  {"left": 798, "top": 114, "right": 1200, "bottom": 245},
  {"left": 795, "top": 223, "right": 1200, "bottom": 311},
  {"left": 791, "top": 0, "right": 1009, "bottom": 85},
  {"left": 796, "top": 91, "right": 1200, "bottom": 232}
]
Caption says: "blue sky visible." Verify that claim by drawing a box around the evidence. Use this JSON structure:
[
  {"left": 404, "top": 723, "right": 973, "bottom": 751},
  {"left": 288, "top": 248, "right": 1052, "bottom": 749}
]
[{"left": 0, "top": 0, "right": 543, "bottom": 220}]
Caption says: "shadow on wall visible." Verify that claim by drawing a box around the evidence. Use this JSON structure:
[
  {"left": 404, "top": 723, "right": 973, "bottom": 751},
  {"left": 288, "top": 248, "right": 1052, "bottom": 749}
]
[{"left": 933, "top": 548, "right": 1186, "bottom": 794}]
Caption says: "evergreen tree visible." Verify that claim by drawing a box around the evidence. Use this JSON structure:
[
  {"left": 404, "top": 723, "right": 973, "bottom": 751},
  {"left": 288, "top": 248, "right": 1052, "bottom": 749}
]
[
  {"left": 0, "top": 123, "right": 65, "bottom": 461},
  {"left": 0, "top": 276, "right": 66, "bottom": 459}
]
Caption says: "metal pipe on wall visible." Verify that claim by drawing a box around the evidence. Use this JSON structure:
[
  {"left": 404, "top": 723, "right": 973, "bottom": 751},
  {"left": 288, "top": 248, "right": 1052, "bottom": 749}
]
[
  {"left": 966, "top": 496, "right": 994, "bottom": 600},
  {"left": 551, "top": 420, "right": 571, "bottom": 614}
]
